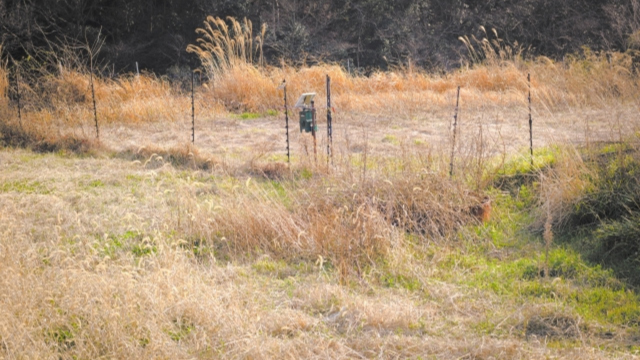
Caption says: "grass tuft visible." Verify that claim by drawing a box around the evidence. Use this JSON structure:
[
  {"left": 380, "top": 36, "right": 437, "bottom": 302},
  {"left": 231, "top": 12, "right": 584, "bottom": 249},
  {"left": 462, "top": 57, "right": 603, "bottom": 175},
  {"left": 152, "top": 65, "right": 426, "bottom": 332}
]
[{"left": 117, "top": 143, "right": 219, "bottom": 171}]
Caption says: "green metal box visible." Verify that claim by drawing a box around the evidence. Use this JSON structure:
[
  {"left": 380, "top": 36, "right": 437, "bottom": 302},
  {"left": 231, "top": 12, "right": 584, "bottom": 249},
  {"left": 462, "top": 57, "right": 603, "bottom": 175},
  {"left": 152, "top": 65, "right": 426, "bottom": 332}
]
[{"left": 299, "top": 110, "right": 315, "bottom": 133}]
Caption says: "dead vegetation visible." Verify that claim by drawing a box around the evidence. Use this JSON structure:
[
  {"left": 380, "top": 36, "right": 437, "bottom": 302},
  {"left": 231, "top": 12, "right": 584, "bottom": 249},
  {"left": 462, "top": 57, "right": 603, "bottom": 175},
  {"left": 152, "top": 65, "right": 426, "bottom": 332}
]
[
  {"left": 2, "top": 31, "right": 640, "bottom": 359},
  {"left": 2, "top": 147, "right": 638, "bottom": 359},
  {"left": 116, "top": 143, "right": 220, "bottom": 171}
]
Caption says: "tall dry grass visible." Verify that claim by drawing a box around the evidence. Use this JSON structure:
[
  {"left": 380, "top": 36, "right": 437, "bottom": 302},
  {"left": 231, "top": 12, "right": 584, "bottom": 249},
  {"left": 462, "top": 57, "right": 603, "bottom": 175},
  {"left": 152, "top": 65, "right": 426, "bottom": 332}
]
[
  {"left": 0, "top": 215, "right": 564, "bottom": 359},
  {"left": 0, "top": 45, "right": 14, "bottom": 126},
  {"left": 186, "top": 16, "right": 267, "bottom": 74},
  {"left": 0, "top": 41, "right": 223, "bottom": 134},
  {"left": 0, "top": 145, "right": 632, "bottom": 359},
  {"left": 25, "top": 70, "right": 216, "bottom": 127},
  {"left": 1, "top": 19, "right": 637, "bottom": 137},
  {"left": 2, "top": 31, "right": 640, "bottom": 357},
  {"left": 171, "top": 158, "right": 480, "bottom": 279},
  {"left": 185, "top": 21, "right": 639, "bottom": 115},
  {"left": 196, "top": 52, "right": 637, "bottom": 114},
  {"left": 0, "top": 148, "right": 474, "bottom": 358},
  {"left": 0, "top": 51, "right": 7, "bottom": 106}
]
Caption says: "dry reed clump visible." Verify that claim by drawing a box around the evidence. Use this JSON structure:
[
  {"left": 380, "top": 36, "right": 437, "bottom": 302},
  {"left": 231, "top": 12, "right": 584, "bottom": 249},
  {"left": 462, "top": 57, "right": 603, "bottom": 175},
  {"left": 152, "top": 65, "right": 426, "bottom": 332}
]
[
  {"left": 41, "top": 67, "right": 92, "bottom": 106},
  {"left": 187, "top": 18, "right": 639, "bottom": 117},
  {"left": 453, "top": 63, "right": 527, "bottom": 93},
  {"left": 170, "top": 163, "right": 482, "bottom": 278},
  {"left": 40, "top": 70, "right": 198, "bottom": 125},
  {"left": 99, "top": 73, "right": 216, "bottom": 124},
  {"left": 117, "top": 143, "right": 220, "bottom": 171},
  {"left": 7, "top": 58, "right": 216, "bottom": 129},
  {"left": 248, "top": 161, "right": 290, "bottom": 180},
  {"left": 0, "top": 117, "right": 103, "bottom": 155},
  {"left": 172, "top": 181, "right": 397, "bottom": 278},
  {"left": 530, "top": 50, "right": 640, "bottom": 110},
  {"left": 367, "top": 174, "right": 478, "bottom": 236},
  {"left": 200, "top": 62, "right": 276, "bottom": 112},
  {"left": 186, "top": 16, "right": 266, "bottom": 75},
  {"left": 32, "top": 133, "right": 103, "bottom": 154},
  {"left": 532, "top": 147, "right": 593, "bottom": 231},
  {"left": 0, "top": 54, "right": 8, "bottom": 108}
]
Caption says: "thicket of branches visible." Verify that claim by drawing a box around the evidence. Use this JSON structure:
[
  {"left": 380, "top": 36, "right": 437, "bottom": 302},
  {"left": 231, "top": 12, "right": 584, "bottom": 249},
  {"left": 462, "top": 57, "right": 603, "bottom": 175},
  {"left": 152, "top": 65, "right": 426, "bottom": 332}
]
[{"left": 2, "top": 0, "right": 640, "bottom": 73}]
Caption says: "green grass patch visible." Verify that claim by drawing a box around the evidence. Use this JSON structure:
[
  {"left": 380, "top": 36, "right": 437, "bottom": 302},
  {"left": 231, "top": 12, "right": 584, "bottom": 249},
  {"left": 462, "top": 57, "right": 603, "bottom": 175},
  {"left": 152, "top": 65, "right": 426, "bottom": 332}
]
[
  {"left": 491, "top": 146, "right": 558, "bottom": 194},
  {"left": 413, "top": 138, "right": 427, "bottom": 147},
  {"left": 462, "top": 247, "right": 639, "bottom": 325},
  {"left": 102, "top": 235, "right": 125, "bottom": 259},
  {"left": 559, "top": 142, "right": 640, "bottom": 287},
  {"left": 253, "top": 258, "right": 288, "bottom": 274},
  {"left": 166, "top": 319, "right": 194, "bottom": 342},
  {"left": 299, "top": 168, "right": 313, "bottom": 180},
  {"left": 46, "top": 316, "right": 83, "bottom": 350},
  {"left": 125, "top": 174, "right": 144, "bottom": 182},
  {"left": 0, "top": 180, "right": 51, "bottom": 194},
  {"left": 380, "top": 272, "right": 421, "bottom": 291},
  {"left": 447, "top": 172, "right": 640, "bottom": 327},
  {"left": 263, "top": 180, "right": 290, "bottom": 206},
  {"left": 252, "top": 257, "right": 310, "bottom": 278},
  {"left": 382, "top": 134, "right": 399, "bottom": 145},
  {"left": 132, "top": 243, "right": 157, "bottom": 257},
  {"left": 18, "top": 153, "right": 44, "bottom": 162},
  {"left": 467, "top": 188, "right": 535, "bottom": 248},
  {"left": 100, "top": 231, "right": 155, "bottom": 259},
  {"left": 233, "top": 112, "right": 262, "bottom": 120},
  {"left": 267, "top": 153, "right": 289, "bottom": 163},
  {"left": 88, "top": 179, "right": 105, "bottom": 188},
  {"left": 47, "top": 326, "right": 75, "bottom": 350}
]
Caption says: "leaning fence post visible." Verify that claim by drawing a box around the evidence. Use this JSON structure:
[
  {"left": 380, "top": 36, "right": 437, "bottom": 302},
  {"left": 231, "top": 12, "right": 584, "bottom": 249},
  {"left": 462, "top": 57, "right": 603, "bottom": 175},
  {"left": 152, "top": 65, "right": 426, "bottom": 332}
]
[
  {"left": 528, "top": 73, "right": 533, "bottom": 167},
  {"left": 449, "top": 86, "right": 461, "bottom": 178}
]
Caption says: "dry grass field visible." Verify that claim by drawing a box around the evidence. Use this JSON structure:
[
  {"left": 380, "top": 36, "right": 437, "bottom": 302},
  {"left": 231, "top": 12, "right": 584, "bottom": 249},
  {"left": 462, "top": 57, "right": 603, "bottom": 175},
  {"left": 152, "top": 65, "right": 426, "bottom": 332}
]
[{"left": 2, "top": 26, "right": 640, "bottom": 358}]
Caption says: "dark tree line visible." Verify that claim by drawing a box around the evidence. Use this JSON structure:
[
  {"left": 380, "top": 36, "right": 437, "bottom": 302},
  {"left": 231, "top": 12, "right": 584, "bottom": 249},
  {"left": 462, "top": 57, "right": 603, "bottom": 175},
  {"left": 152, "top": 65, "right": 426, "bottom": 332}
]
[{"left": 1, "top": 0, "right": 639, "bottom": 73}]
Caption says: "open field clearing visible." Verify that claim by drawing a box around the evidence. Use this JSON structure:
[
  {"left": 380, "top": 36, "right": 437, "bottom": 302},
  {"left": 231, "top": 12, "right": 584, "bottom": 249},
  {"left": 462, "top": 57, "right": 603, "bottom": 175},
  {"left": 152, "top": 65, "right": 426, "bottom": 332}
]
[
  {"left": 92, "top": 104, "right": 639, "bottom": 162},
  {"left": 4, "top": 41, "right": 639, "bottom": 165},
  {"left": 3, "top": 34, "right": 640, "bottom": 358},
  {"left": 1, "top": 147, "right": 640, "bottom": 359}
]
